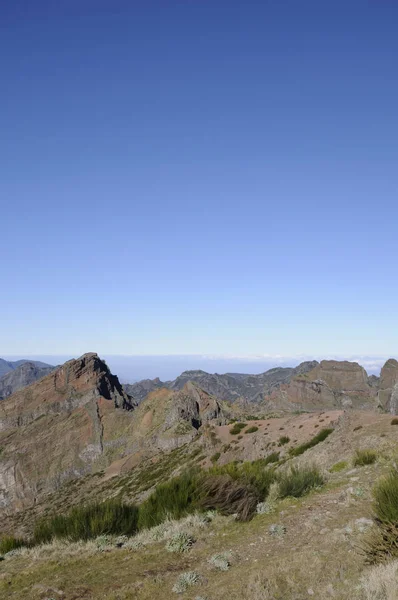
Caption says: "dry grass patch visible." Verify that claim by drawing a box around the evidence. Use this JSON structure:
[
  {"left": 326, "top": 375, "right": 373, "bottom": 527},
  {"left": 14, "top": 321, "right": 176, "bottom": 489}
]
[{"left": 360, "top": 560, "right": 398, "bottom": 600}]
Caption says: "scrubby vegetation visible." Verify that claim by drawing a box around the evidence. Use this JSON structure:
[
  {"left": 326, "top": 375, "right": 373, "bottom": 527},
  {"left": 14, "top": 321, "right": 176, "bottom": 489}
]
[
  {"left": 278, "top": 435, "right": 290, "bottom": 446},
  {"left": 391, "top": 418, "right": 398, "bottom": 425},
  {"left": 263, "top": 451, "right": 280, "bottom": 465},
  {"left": 137, "top": 472, "right": 199, "bottom": 530},
  {"left": 0, "top": 535, "right": 26, "bottom": 555},
  {"left": 230, "top": 422, "right": 247, "bottom": 435},
  {"left": 354, "top": 449, "right": 377, "bottom": 467},
  {"left": 363, "top": 471, "right": 398, "bottom": 564},
  {"left": 210, "top": 452, "right": 221, "bottom": 463},
  {"left": 289, "top": 428, "right": 334, "bottom": 457},
  {"left": 245, "top": 426, "right": 259, "bottom": 433},
  {"left": 330, "top": 460, "right": 348, "bottom": 473},
  {"left": 278, "top": 465, "right": 324, "bottom": 499},
  {"left": 33, "top": 500, "right": 139, "bottom": 544},
  {"left": 172, "top": 571, "right": 199, "bottom": 593},
  {"left": 208, "top": 551, "right": 232, "bottom": 571},
  {"left": 373, "top": 471, "right": 398, "bottom": 523}
]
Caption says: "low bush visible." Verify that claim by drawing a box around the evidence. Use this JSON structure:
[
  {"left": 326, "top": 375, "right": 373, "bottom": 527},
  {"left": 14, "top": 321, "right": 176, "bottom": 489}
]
[
  {"left": 373, "top": 471, "right": 398, "bottom": 523},
  {"left": 363, "top": 522, "right": 398, "bottom": 564},
  {"left": 362, "top": 472, "right": 398, "bottom": 564},
  {"left": 278, "top": 465, "right": 324, "bottom": 498},
  {"left": 138, "top": 472, "right": 199, "bottom": 530},
  {"left": 199, "top": 474, "right": 260, "bottom": 521},
  {"left": 263, "top": 452, "right": 280, "bottom": 465},
  {"left": 354, "top": 449, "right": 377, "bottom": 467},
  {"left": 230, "top": 423, "right": 247, "bottom": 435},
  {"left": 172, "top": 571, "right": 199, "bottom": 594},
  {"left": 391, "top": 418, "right": 398, "bottom": 426},
  {"left": 330, "top": 460, "right": 348, "bottom": 473},
  {"left": 289, "top": 428, "right": 333, "bottom": 457},
  {"left": 245, "top": 426, "right": 259, "bottom": 434},
  {"left": 165, "top": 532, "right": 194, "bottom": 553},
  {"left": 0, "top": 536, "right": 27, "bottom": 555},
  {"left": 210, "top": 452, "right": 221, "bottom": 463},
  {"left": 34, "top": 500, "right": 139, "bottom": 544},
  {"left": 353, "top": 425, "right": 363, "bottom": 431},
  {"left": 209, "top": 459, "right": 278, "bottom": 500},
  {"left": 208, "top": 551, "right": 232, "bottom": 571},
  {"left": 278, "top": 435, "right": 290, "bottom": 446}
]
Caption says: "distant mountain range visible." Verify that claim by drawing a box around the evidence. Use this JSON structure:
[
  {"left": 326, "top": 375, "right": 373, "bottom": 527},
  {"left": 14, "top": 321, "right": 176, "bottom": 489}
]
[
  {"left": 0, "top": 358, "right": 55, "bottom": 400},
  {"left": 123, "top": 361, "right": 320, "bottom": 404}
]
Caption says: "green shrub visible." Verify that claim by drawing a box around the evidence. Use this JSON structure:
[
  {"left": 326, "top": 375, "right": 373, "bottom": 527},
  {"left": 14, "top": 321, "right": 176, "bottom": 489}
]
[
  {"left": 289, "top": 428, "right": 333, "bottom": 457},
  {"left": 354, "top": 449, "right": 377, "bottom": 467},
  {"left": 263, "top": 452, "right": 280, "bottom": 465},
  {"left": 330, "top": 460, "right": 348, "bottom": 473},
  {"left": 278, "top": 435, "right": 290, "bottom": 446},
  {"left": 0, "top": 536, "right": 27, "bottom": 555},
  {"left": 208, "top": 458, "right": 278, "bottom": 500},
  {"left": 362, "top": 472, "right": 398, "bottom": 564},
  {"left": 137, "top": 472, "right": 199, "bottom": 530},
  {"left": 34, "top": 500, "right": 139, "bottom": 544},
  {"left": 245, "top": 426, "right": 259, "bottom": 434},
  {"left": 230, "top": 423, "right": 247, "bottom": 435},
  {"left": 373, "top": 471, "right": 398, "bottom": 523},
  {"left": 353, "top": 425, "right": 363, "bottom": 431},
  {"left": 391, "top": 418, "right": 398, "bottom": 425},
  {"left": 210, "top": 452, "right": 221, "bottom": 463},
  {"left": 278, "top": 466, "right": 324, "bottom": 498},
  {"left": 195, "top": 454, "right": 207, "bottom": 462}
]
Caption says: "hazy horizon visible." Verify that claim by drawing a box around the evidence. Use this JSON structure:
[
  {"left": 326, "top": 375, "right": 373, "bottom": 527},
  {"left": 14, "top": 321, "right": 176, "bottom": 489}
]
[{"left": 1, "top": 353, "right": 390, "bottom": 381}]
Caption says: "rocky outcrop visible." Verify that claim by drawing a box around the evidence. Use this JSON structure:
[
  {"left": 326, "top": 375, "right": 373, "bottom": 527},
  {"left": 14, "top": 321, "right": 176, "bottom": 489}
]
[
  {"left": 0, "top": 354, "right": 136, "bottom": 512},
  {"left": 0, "top": 362, "right": 55, "bottom": 400},
  {"left": 377, "top": 359, "right": 398, "bottom": 413},
  {"left": 264, "top": 360, "right": 377, "bottom": 411},
  {"left": 166, "top": 382, "right": 227, "bottom": 430}
]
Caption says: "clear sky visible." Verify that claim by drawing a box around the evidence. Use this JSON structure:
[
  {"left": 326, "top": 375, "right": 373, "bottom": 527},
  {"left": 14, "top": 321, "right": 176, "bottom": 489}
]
[{"left": 1, "top": 0, "right": 397, "bottom": 358}]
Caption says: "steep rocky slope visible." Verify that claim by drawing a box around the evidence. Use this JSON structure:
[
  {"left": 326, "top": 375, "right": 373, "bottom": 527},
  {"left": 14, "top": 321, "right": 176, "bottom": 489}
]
[
  {"left": 0, "top": 355, "right": 227, "bottom": 515},
  {"left": 263, "top": 360, "right": 378, "bottom": 411},
  {"left": 0, "top": 362, "right": 55, "bottom": 400},
  {"left": 0, "top": 353, "right": 135, "bottom": 511},
  {"left": 377, "top": 358, "right": 398, "bottom": 413}
]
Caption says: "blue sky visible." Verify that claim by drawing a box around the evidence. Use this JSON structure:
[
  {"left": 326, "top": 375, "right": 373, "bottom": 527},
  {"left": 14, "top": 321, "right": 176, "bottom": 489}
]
[{"left": 1, "top": 0, "right": 397, "bottom": 358}]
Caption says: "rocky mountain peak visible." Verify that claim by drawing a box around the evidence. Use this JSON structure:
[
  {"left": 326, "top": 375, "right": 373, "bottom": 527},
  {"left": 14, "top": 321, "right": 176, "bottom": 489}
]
[
  {"left": 58, "top": 353, "right": 135, "bottom": 410},
  {"left": 0, "top": 353, "right": 135, "bottom": 434}
]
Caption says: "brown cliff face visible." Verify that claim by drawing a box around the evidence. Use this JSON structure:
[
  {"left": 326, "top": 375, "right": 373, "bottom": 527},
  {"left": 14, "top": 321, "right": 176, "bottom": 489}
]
[
  {"left": 265, "top": 360, "right": 376, "bottom": 411},
  {"left": 0, "top": 354, "right": 135, "bottom": 512},
  {"left": 377, "top": 359, "right": 398, "bottom": 413}
]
